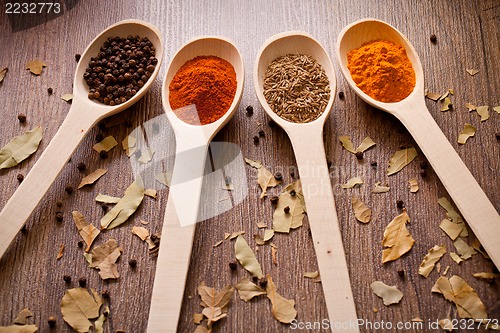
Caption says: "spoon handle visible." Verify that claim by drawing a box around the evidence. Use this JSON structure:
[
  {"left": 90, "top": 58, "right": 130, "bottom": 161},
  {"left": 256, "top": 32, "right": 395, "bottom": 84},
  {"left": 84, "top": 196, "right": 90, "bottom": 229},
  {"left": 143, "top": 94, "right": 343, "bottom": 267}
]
[
  {"left": 289, "top": 128, "right": 359, "bottom": 332},
  {"left": 397, "top": 101, "right": 500, "bottom": 269},
  {"left": 0, "top": 103, "right": 95, "bottom": 259},
  {"left": 148, "top": 141, "right": 208, "bottom": 332}
]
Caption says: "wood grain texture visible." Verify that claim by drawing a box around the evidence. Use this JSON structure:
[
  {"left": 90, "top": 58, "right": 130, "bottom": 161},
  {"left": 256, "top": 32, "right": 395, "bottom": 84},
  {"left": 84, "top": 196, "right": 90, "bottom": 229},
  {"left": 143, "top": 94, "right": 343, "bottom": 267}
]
[{"left": 0, "top": 0, "right": 498, "bottom": 332}]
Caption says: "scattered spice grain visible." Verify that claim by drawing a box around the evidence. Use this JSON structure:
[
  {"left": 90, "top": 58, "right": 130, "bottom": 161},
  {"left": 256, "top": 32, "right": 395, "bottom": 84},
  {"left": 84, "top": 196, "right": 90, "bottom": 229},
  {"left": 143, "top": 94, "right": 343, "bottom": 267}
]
[
  {"left": 77, "top": 241, "right": 84, "bottom": 248},
  {"left": 47, "top": 87, "right": 53, "bottom": 95},
  {"left": 48, "top": 316, "right": 57, "bottom": 327},
  {"left": 229, "top": 261, "right": 237, "bottom": 270},
  {"left": 55, "top": 211, "right": 63, "bottom": 222},
  {"left": 75, "top": 54, "right": 81, "bottom": 62},
  {"left": 274, "top": 172, "right": 283, "bottom": 181},
  {"left": 284, "top": 206, "right": 290, "bottom": 214},
  {"left": 258, "top": 130, "right": 265, "bottom": 137},
  {"left": 17, "top": 173, "right": 24, "bottom": 182},
  {"left": 76, "top": 162, "right": 86, "bottom": 172},
  {"left": 396, "top": 200, "right": 405, "bottom": 209},
  {"left": 371, "top": 161, "right": 378, "bottom": 168},
  {"left": 246, "top": 105, "right": 254, "bottom": 115},
  {"left": 290, "top": 189, "right": 296, "bottom": 196},
  {"left": 430, "top": 34, "right": 437, "bottom": 43},
  {"left": 258, "top": 277, "right": 268, "bottom": 288},
  {"left": 355, "top": 151, "right": 364, "bottom": 160},
  {"left": 270, "top": 196, "right": 279, "bottom": 205},
  {"left": 78, "top": 277, "right": 86, "bottom": 287},
  {"left": 253, "top": 136, "right": 259, "bottom": 144},
  {"left": 338, "top": 91, "right": 345, "bottom": 100},
  {"left": 397, "top": 269, "right": 405, "bottom": 278},
  {"left": 63, "top": 275, "right": 71, "bottom": 283},
  {"left": 99, "top": 150, "right": 108, "bottom": 159},
  {"left": 56, "top": 201, "right": 63, "bottom": 207},
  {"left": 128, "top": 259, "right": 137, "bottom": 268},
  {"left": 65, "top": 185, "right": 73, "bottom": 194},
  {"left": 495, "top": 132, "right": 500, "bottom": 141},
  {"left": 17, "top": 113, "right": 27, "bottom": 123}
]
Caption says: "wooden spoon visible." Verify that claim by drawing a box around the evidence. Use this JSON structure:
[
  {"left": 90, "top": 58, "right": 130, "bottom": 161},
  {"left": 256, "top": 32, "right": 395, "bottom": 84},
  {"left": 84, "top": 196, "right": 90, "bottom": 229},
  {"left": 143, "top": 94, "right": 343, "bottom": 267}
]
[
  {"left": 147, "top": 36, "right": 244, "bottom": 332},
  {"left": 254, "top": 32, "right": 359, "bottom": 332},
  {"left": 0, "top": 19, "right": 163, "bottom": 259},
  {"left": 337, "top": 18, "right": 500, "bottom": 269}
]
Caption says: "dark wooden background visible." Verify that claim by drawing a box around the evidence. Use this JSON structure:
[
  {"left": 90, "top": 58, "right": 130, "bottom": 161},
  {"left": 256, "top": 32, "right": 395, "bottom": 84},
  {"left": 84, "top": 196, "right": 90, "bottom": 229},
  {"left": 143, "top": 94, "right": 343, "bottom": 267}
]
[{"left": 0, "top": 0, "right": 498, "bottom": 332}]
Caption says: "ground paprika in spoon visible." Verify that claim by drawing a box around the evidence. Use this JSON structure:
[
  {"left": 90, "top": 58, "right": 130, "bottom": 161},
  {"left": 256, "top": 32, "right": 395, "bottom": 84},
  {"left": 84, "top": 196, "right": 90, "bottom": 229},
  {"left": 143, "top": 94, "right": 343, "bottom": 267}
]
[{"left": 169, "top": 55, "right": 237, "bottom": 125}]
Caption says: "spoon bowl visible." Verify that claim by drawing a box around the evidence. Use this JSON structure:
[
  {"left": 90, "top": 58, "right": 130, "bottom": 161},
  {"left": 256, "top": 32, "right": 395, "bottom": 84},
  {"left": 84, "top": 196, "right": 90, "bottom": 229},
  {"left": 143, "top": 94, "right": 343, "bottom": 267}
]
[
  {"left": 254, "top": 31, "right": 359, "bottom": 332},
  {"left": 148, "top": 36, "right": 244, "bottom": 332},
  {"left": 0, "top": 19, "right": 163, "bottom": 259},
  {"left": 337, "top": 18, "right": 500, "bottom": 269}
]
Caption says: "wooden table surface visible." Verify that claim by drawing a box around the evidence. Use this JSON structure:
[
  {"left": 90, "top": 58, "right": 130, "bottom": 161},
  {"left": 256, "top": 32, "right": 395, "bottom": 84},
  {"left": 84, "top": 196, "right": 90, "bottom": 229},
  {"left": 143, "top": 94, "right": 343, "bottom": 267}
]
[{"left": 0, "top": 0, "right": 499, "bottom": 332}]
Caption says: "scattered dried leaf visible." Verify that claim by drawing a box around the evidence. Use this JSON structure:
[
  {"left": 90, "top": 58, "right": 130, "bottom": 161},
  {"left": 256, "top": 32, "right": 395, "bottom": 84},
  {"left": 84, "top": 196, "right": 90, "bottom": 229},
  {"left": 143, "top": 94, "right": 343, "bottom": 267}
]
[
  {"left": 453, "top": 237, "right": 476, "bottom": 260},
  {"left": 101, "top": 178, "right": 145, "bottom": 230},
  {"left": 14, "top": 308, "right": 33, "bottom": 325},
  {"left": 466, "top": 69, "right": 479, "bottom": 76},
  {"left": 256, "top": 222, "right": 266, "bottom": 229},
  {"left": 387, "top": 148, "right": 417, "bottom": 176},
  {"left": 382, "top": 209, "right": 415, "bottom": 263},
  {"left": 338, "top": 136, "right": 376, "bottom": 154},
  {"left": 0, "top": 325, "right": 38, "bottom": 333},
  {"left": 351, "top": 196, "right": 372, "bottom": 223},
  {"left": 131, "top": 226, "right": 149, "bottom": 241},
  {"left": 457, "top": 123, "right": 476, "bottom": 145},
  {"left": 266, "top": 275, "right": 297, "bottom": 324},
  {"left": 61, "top": 94, "right": 73, "bottom": 102},
  {"left": 263, "top": 229, "right": 274, "bottom": 242},
  {"left": 465, "top": 102, "right": 477, "bottom": 111},
  {"left": 0, "top": 67, "right": 8, "bottom": 84},
  {"left": 493, "top": 106, "right": 500, "bottom": 114},
  {"left": 144, "top": 188, "right": 157, "bottom": 199},
  {"left": 94, "top": 306, "right": 109, "bottom": 333},
  {"left": 271, "top": 245, "right": 278, "bottom": 265},
  {"left": 138, "top": 148, "right": 154, "bottom": 164},
  {"left": 432, "top": 275, "right": 488, "bottom": 319},
  {"left": 122, "top": 135, "right": 137, "bottom": 157},
  {"left": 304, "top": 271, "right": 321, "bottom": 282},
  {"left": 372, "top": 182, "right": 390, "bottom": 193},
  {"left": 213, "top": 240, "right": 223, "bottom": 247},
  {"left": 245, "top": 158, "right": 280, "bottom": 198},
  {"left": 438, "top": 197, "right": 467, "bottom": 237},
  {"left": 235, "top": 235, "right": 264, "bottom": 278},
  {"left": 197, "top": 282, "right": 233, "bottom": 328},
  {"left": 0, "top": 126, "right": 43, "bottom": 170},
  {"left": 229, "top": 231, "right": 245, "bottom": 240},
  {"left": 341, "top": 176, "right": 364, "bottom": 189},
  {"left": 57, "top": 243, "right": 65, "bottom": 260},
  {"left": 60, "top": 287, "right": 102, "bottom": 333},
  {"left": 95, "top": 194, "right": 121, "bottom": 204},
  {"left": 92, "top": 136, "right": 118, "bottom": 153},
  {"left": 425, "top": 91, "right": 441, "bottom": 101},
  {"left": 155, "top": 172, "right": 171, "bottom": 187},
  {"left": 442, "top": 266, "right": 450, "bottom": 275},
  {"left": 90, "top": 239, "right": 122, "bottom": 280},
  {"left": 440, "top": 97, "right": 453, "bottom": 111},
  {"left": 418, "top": 245, "right": 446, "bottom": 278},
  {"left": 272, "top": 180, "right": 305, "bottom": 233},
  {"left": 235, "top": 277, "right": 266, "bottom": 302},
  {"left": 408, "top": 178, "right": 419, "bottom": 193},
  {"left": 370, "top": 281, "right": 403, "bottom": 306},
  {"left": 439, "top": 219, "right": 464, "bottom": 241},
  {"left": 78, "top": 168, "right": 107, "bottom": 189},
  {"left": 450, "top": 252, "right": 464, "bottom": 264},
  {"left": 472, "top": 272, "right": 500, "bottom": 282},
  {"left": 193, "top": 313, "right": 204, "bottom": 324},
  {"left": 474, "top": 105, "right": 490, "bottom": 122},
  {"left": 244, "top": 158, "right": 262, "bottom": 169},
  {"left": 72, "top": 211, "right": 100, "bottom": 252},
  {"left": 26, "top": 59, "right": 46, "bottom": 75}
]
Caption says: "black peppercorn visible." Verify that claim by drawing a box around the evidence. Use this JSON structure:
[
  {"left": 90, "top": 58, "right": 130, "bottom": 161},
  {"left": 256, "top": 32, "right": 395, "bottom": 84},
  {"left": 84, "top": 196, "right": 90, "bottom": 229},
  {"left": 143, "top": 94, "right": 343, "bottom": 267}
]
[
  {"left": 56, "top": 201, "right": 63, "bottom": 208},
  {"left": 252, "top": 276, "right": 258, "bottom": 283},
  {"left": 396, "top": 200, "right": 404, "bottom": 209},
  {"left": 370, "top": 161, "right": 377, "bottom": 168},
  {"left": 77, "top": 240, "right": 84, "bottom": 248},
  {"left": 47, "top": 87, "right": 53, "bottom": 95},
  {"left": 420, "top": 169, "right": 428, "bottom": 178},
  {"left": 229, "top": 261, "right": 237, "bottom": 270},
  {"left": 290, "top": 189, "right": 296, "bottom": 196},
  {"left": 77, "top": 162, "right": 86, "bottom": 172},
  {"left": 284, "top": 206, "right": 290, "bottom": 214},
  {"left": 55, "top": 211, "right": 63, "bottom": 222},
  {"left": 48, "top": 316, "right": 57, "bottom": 327},
  {"left": 258, "top": 130, "right": 265, "bottom": 137},
  {"left": 65, "top": 185, "right": 73, "bottom": 194},
  {"left": 267, "top": 119, "right": 275, "bottom": 128},
  {"left": 274, "top": 172, "right": 282, "bottom": 180},
  {"left": 17, "top": 113, "right": 27, "bottom": 123},
  {"left": 270, "top": 196, "right": 279, "bottom": 205},
  {"left": 99, "top": 150, "right": 108, "bottom": 159},
  {"left": 253, "top": 136, "right": 259, "bottom": 144},
  {"left": 17, "top": 174, "right": 24, "bottom": 183},
  {"left": 78, "top": 277, "right": 87, "bottom": 288},
  {"left": 21, "top": 225, "right": 27, "bottom": 233},
  {"left": 496, "top": 132, "right": 500, "bottom": 141},
  {"left": 75, "top": 54, "right": 81, "bottom": 62},
  {"left": 430, "top": 34, "right": 437, "bottom": 43},
  {"left": 245, "top": 105, "right": 253, "bottom": 115},
  {"left": 355, "top": 151, "right": 364, "bottom": 160},
  {"left": 63, "top": 275, "right": 71, "bottom": 283},
  {"left": 102, "top": 290, "right": 110, "bottom": 299},
  {"left": 338, "top": 91, "right": 345, "bottom": 100},
  {"left": 258, "top": 277, "right": 267, "bottom": 288},
  {"left": 128, "top": 259, "right": 137, "bottom": 268},
  {"left": 397, "top": 269, "right": 405, "bottom": 277}
]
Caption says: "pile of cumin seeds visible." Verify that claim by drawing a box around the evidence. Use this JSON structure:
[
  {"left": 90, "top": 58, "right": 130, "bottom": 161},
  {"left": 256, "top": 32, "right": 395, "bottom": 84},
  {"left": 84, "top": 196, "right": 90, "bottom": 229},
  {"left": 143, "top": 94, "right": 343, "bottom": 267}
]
[{"left": 263, "top": 54, "right": 330, "bottom": 123}]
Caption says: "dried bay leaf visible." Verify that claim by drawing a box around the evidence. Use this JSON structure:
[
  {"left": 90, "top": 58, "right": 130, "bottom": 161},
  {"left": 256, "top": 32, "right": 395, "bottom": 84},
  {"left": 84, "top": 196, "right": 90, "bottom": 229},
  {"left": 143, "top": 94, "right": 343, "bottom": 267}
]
[
  {"left": 408, "top": 178, "right": 419, "bottom": 193},
  {"left": 244, "top": 157, "right": 262, "bottom": 169},
  {"left": 0, "top": 67, "right": 8, "bottom": 83},
  {"left": 341, "top": 176, "right": 364, "bottom": 189},
  {"left": 61, "top": 288, "right": 102, "bottom": 333},
  {"left": 193, "top": 313, "right": 204, "bottom": 324},
  {"left": 57, "top": 243, "right": 65, "bottom": 259},
  {"left": 266, "top": 275, "right": 297, "bottom": 324},
  {"left": 418, "top": 245, "right": 446, "bottom": 278},
  {"left": 101, "top": 178, "right": 145, "bottom": 230},
  {"left": 439, "top": 219, "right": 464, "bottom": 240},
  {"left": 229, "top": 231, "right": 245, "bottom": 240},
  {"left": 450, "top": 252, "right": 464, "bottom": 264},
  {"left": 465, "top": 102, "right": 477, "bottom": 111},
  {"left": 95, "top": 194, "right": 121, "bottom": 204},
  {"left": 235, "top": 235, "right": 264, "bottom": 278},
  {"left": 0, "top": 325, "right": 38, "bottom": 333},
  {"left": 472, "top": 272, "right": 500, "bottom": 282},
  {"left": 235, "top": 277, "right": 266, "bottom": 302},
  {"left": 432, "top": 275, "right": 488, "bottom": 319},
  {"left": 466, "top": 69, "right": 479, "bottom": 76},
  {"left": 155, "top": 172, "right": 171, "bottom": 187},
  {"left": 26, "top": 59, "right": 46, "bottom": 75},
  {"left": 351, "top": 197, "right": 371, "bottom": 223},
  {"left": 131, "top": 226, "right": 149, "bottom": 241},
  {"left": 440, "top": 97, "right": 453, "bottom": 112},
  {"left": 14, "top": 308, "right": 33, "bottom": 325},
  {"left": 272, "top": 180, "right": 305, "bottom": 233},
  {"left": 372, "top": 181, "right": 390, "bottom": 193},
  {"left": 493, "top": 106, "right": 500, "bottom": 114},
  {"left": 92, "top": 136, "right": 118, "bottom": 153},
  {"left": 263, "top": 229, "right": 274, "bottom": 242},
  {"left": 338, "top": 136, "right": 356, "bottom": 153},
  {"left": 257, "top": 165, "right": 280, "bottom": 198},
  {"left": 356, "top": 137, "right": 376, "bottom": 153},
  {"left": 72, "top": 211, "right": 100, "bottom": 252},
  {"left": 457, "top": 123, "right": 476, "bottom": 144},
  {"left": 387, "top": 148, "right": 417, "bottom": 176},
  {"left": 425, "top": 90, "right": 441, "bottom": 101},
  {"left": 370, "top": 281, "right": 403, "bottom": 306},
  {"left": 453, "top": 237, "right": 476, "bottom": 260},
  {"left": 144, "top": 188, "right": 157, "bottom": 199},
  {"left": 78, "top": 168, "right": 107, "bottom": 189},
  {"left": 339, "top": 136, "right": 376, "bottom": 154},
  {"left": 0, "top": 126, "right": 42, "bottom": 170},
  {"left": 94, "top": 306, "right": 109, "bottom": 333},
  {"left": 122, "top": 135, "right": 137, "bottom": 157},
  {"left": 382, "top": 209, "right": 415, "bottom": 263},
  {"left": 474, "top": 106, "right": 490, "bottom": 122},
  {"left": 90, "top": 239, "right": 122, "bottom": 280},
  {"left": 61, "top": 94, "right": 73, "bottom": 102}
]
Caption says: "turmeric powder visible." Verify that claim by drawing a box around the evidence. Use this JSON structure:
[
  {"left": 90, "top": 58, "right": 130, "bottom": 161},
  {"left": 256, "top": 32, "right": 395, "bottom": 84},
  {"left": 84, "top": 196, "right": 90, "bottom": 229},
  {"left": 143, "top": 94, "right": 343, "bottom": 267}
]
[{"left": 347, "top": 40, "right": 415, "bottom": 103}]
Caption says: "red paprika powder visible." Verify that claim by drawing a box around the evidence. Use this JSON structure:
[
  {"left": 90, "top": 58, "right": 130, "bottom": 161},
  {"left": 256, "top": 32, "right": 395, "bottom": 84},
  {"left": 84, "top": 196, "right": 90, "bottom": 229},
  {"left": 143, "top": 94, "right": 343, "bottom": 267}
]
[{"left": 169, "top": 55, "right": 237, "bottom": 125}]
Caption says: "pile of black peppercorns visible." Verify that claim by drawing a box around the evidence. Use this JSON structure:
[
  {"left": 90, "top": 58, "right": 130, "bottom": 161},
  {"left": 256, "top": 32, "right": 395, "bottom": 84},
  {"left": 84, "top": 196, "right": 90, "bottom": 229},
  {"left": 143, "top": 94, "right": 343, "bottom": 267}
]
[{"left": 84, "top": 35, "right": 157, "bottom": 106}]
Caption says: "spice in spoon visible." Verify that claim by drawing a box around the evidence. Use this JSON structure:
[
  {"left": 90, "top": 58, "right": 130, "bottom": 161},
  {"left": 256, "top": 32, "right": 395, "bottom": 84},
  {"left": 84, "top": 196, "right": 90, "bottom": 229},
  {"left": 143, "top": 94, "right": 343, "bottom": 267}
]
[
  {"left": 263, "top": 54, "right": 330, "bottom": 123},
  {"left": 84, "top": 36, "right": 158, "bottom": 106},
  {"left": 169, "top": 55, "right": 237, "bottom": 125},
  {"left": 347, "top": 40, "right": 415, "bottom": 103}
]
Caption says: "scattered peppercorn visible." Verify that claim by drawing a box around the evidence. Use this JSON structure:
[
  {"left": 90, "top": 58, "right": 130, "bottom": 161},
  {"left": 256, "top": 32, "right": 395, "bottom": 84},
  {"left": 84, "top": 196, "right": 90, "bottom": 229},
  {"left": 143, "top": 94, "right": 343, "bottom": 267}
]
[
  {"left": 229, "top": 261, "right": 237, "bottom": 270},
  {"left": 84, "top": 35, "right": 157, "bottom": 105},
  {"left": 17, "top": 113, "right": 27, "bottom": 123},
  {"left": 101, "top": 289, "right": 110, "bottom": 299},
  {"left": 355, "top": 151, "right": 364, "bottom": 160},
  {"left": 270, "top": 196, "right": 279, "bottom": 205},
  {"left": 21, "top": 225, "right": 27, "bottom": 233},
  {"left": 76, "top": 162, "right": 86, "bottom": 171},
  {"left": 399, "top": 145, "right": 406, "bottom": 150},
  {"left": 284, "top": 206, "right": 290, "bottom": 214},
  {"left": 65, "top": 185, "right": 73, "bottom": 194},
  {"left": 253, "top": 136, "right": 259, "bottom": 144},
  {"left": 17, "top": 173, "right": 24, "bottom": 182},
  {"left": 397, "top": 269, "right": 405, "bottom": 277},
  {"left": 99, "top": 150, "right": 108, "bottom": 159},
  {"left": 420, "top": 169, "right": 428, "bottom": 178},
  {"left": 338, "top": 91, "right": 345, "bottom": 100},
  {"left": 430, "top": 34, "right": 437, "bottom": 43},
  {"left": 77, "top": 240, "right": 84, "bottom": 248},
  {"left": 252, "top": 276, "right": 258, "bottom": 283},
  {"left": 63, "top": 275, "right": 71, "bottom": 283},
  {"left": 47, "top": 87, "right": 53, "bottom": 95},
  {"left": 78, "top": 277, "right": 87, "bottom": 287},
  {"left": 246, "top": 105, "right": 254, "bottom": 115},
  {"left": 258, "top": 130, "right": 265, "bottom": 137},
  {"left": 396, "top": 200, "right": 404, "bottom": 209},
  {"left": 128, "top": 259, "right": 137, "bottom": 268},
  {"left": 95, "top": 133, "right": 104, "bottom": 142},
  {"left": 75, "top": 54, "right": 81, "bottom": 62},
  {"left": 274, "top": 172, "right": 282, "bottom": 181},
  {"left": 267, "top": 119, "right": 275, "bottom": 128},
  {"left": 56, "top": 200, "right": 63, "bottom": 207},
  {"left": 55, "top": 211, "right": 63, "bottom": 222},
  {"left": 290, "top": 189, "right": 296, "bottom": 196},
  {"left": 48, "top": 316, "right": 57, "bottom": 327},
  {"left": 370, "top": 161, "right": 377, "bottom": 168},
  {"left": 495, "top": 132, "right": 500, "bottom": 141},
  {"left": 290, "top": 170, "right": 295, "bottom": 178},
  {"left": 258, "top": 277, "right": 267, "bottom": 288}
]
